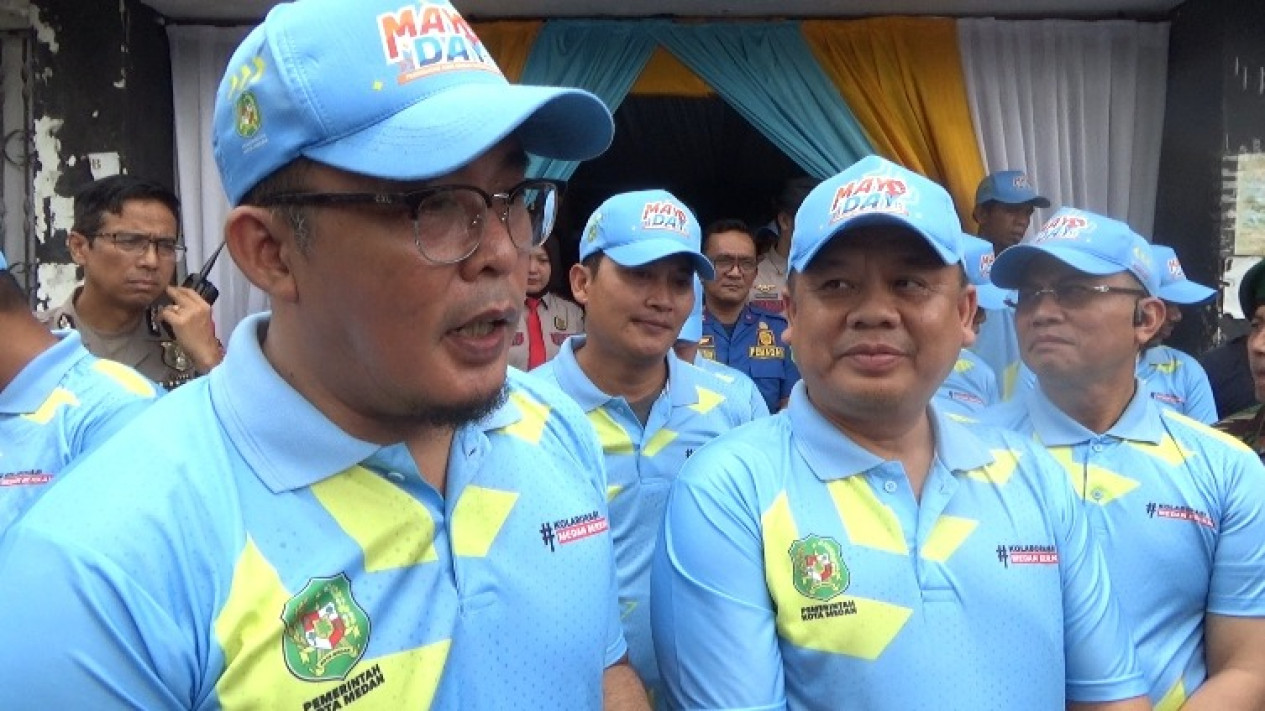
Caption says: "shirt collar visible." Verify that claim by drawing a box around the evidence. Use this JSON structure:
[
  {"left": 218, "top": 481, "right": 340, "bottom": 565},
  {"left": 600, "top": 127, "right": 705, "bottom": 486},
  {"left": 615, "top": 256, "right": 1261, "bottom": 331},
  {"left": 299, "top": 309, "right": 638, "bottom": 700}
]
[
  {"left": 0, "top": 330, "right": 85, "bottom": 414},
  {"left": 1024, "top": 379, "right": 1163, "bottom": 447},
  {"left": 786, "top": 381, "right": 992, "bottom": 482},
  {"left": 545, "top": 335, "right": 694, "bottom": 409}
]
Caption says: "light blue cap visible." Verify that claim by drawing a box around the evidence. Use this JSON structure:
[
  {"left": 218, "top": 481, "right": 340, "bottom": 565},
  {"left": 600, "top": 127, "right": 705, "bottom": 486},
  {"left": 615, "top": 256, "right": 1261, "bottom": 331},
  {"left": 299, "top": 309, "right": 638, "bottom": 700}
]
[
  {"left": 579, "top": 189, "right": 715, "bottom": 279},
  {"left": 975, "top": 170, "right": 1050, "bottom": 208},
  {"left": 990, "top": 207, "right": 1160, "bottom": 295},
  {"left": 791, "top": 155, "right": 964, "bottom": 273},
  {"left": 1152, "top": 244, "right": 1215, "bottom": 304},
  {"left": 961, "top": 234, "right": 1007, "bottom": 310},
  {"left": 212, "top": 0, "right": 614, "bottom": 205},
  {"left": 678, "top": 277, "right": 704, "bottom": 343}
]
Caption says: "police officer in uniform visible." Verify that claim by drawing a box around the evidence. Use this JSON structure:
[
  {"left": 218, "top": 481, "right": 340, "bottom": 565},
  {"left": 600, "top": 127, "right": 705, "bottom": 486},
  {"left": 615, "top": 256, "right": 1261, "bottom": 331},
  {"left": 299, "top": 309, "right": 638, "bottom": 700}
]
[
  {"left": 38, "top": 176, "right": 223, "bottom": 389},
  {"left": 700, "top": 218, "right": 799, "bottom": 412}
]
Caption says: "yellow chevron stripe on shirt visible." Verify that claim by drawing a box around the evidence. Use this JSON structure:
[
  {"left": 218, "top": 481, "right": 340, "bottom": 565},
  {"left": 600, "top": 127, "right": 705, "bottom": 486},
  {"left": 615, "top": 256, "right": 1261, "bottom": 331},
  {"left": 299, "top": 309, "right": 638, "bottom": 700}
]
[
  {"left": 920, "top": 516, "right": 979, "bottom": 563},
  {"left": 91, "top": 359, "right": 157, "bottom": 397},
  {"left": 1155, "top": 678, "right": 1186, "bottom": 711},
  {"left": 689, "top": 386, "right": 725, "bottom": 415},
  {"left": 312, "top": 466, "right": 438, "bottom": 571},
  {"left": 607, "top": 485, "right": 623, "bottom": 502},
  {"left": 1047, "top": 446, "right": 1140, "bottom": 505},
  {"left": 1164, "top": 409, "right": 1256, "bottom": 454},
  {"left": 643, "top": 429, "right": 678, "bottom": 458},
  {"left": 828, "top": 478, "right": 908, "bottom": 555},
  {"left": 589, "top": 408, "right": 635, "bottom": 456},
  {"left": 1124, "top": 433, "right": 1192, "bottom": 467},
  {"left": 21, "top": 387, "right": 78, "bottom": 424},
  {"left": 953, "top": 358, "right": 973, "bottom": 373},
  {"left": 498, "top": 391, "right": 550, "bottom": 445},
  {"left": 965, "top": 449, "right": 1021, "bottom": 485},
  {"left": 451, "top": 485, "right": 518, "bottom": 558}
]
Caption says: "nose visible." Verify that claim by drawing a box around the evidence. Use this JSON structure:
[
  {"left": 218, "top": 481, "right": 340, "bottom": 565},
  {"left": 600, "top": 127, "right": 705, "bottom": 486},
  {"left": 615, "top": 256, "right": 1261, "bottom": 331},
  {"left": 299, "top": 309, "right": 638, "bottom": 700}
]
[
  {"left": 136, "top": 241, "right": 161, "bottom": 268},
  {"left": 461, "top": 201, "right": 519, "bottom": 278},
  {"left": 844, "top": 283, "right": 900, "bottom": 329}
]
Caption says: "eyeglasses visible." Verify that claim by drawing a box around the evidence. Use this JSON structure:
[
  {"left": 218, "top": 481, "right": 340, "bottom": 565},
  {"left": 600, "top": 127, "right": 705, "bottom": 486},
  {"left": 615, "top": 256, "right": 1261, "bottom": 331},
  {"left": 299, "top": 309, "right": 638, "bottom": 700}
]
[
  {"left": 90, "top": 232, "right": 185, "bottom": 259},
  {"left": 253, "top": 180, "right": 561, "bottom": 264},
  {"left": 711, "top": 256, "right": 759, "bottom": 274},
  {"left": 1004, "top": 284, "right": 1149, "bottom": 310}
]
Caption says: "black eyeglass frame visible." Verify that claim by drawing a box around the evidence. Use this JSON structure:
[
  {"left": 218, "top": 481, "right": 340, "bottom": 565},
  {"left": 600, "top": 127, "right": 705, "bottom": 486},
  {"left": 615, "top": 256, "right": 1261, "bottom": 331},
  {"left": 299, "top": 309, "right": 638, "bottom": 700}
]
[
  {"left": 1004, "top": 284, "right": 1150, "bottom": 310},
  {"left": 251, "top": 179, "right": 562, "bottom": 265},
  {"left": 87, "top": 232, "right": 187, "bottom": 258}
]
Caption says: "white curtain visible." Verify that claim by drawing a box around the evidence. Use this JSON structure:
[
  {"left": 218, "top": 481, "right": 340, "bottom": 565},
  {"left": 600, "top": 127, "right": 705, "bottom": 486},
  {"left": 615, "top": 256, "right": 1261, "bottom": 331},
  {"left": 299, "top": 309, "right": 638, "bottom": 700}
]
[
  {"left": 958, "top": 19, "right": 1170, "bottom": 237},
  {"left": 169, "top": 25, "right": 266, "bottom": 337}
]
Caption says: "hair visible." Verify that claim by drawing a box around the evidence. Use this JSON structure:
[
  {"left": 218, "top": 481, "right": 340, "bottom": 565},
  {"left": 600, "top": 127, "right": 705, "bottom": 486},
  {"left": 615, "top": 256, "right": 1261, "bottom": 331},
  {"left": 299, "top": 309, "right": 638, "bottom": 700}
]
[
  {"left": 72, "top": 175, "right": 181, "bottom": 237},
  {"left": 701, "top": 218, "right": 754, "bottom": 254},
  {"left": 580, "top": 252, "right": 604, "bottom": 275},
  {"left": 0, "top": 269, "right": 28, "bottom": 313},
  {"left": 240, "top": 158, "right": 318, "bottom": 252},
  {"left": 775, "top": 176, "right": 819, "bottom": 216}
]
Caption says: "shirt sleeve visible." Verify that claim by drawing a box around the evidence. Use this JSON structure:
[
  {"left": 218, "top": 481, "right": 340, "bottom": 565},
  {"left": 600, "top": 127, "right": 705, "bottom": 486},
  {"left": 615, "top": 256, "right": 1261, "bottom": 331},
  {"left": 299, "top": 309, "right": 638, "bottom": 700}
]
[
  {"left": 651, "top": 446, "right": 787, "bottom": 710},
  {"left": 1207, "top": 447, "right": 1265, "bottom": 616},
  {"left": 0, "top": 526, "right": 197, "bottom": 709},
  {"left": 1036, "top": 445, "right": 1149, "bottom": 703}
]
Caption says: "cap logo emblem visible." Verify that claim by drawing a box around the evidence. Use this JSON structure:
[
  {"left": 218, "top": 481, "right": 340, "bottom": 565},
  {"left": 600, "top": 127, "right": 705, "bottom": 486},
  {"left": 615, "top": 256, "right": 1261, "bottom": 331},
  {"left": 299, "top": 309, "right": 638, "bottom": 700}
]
[
  {"left": 979, "top": 252, "right": 995, "bottom": 279},
  {"left": 1012, "top": 173, "right": 1032, "bottom": 189},
  {"left": 829, "top": 176, "right": 909, "bottom": 225},
  {"left": 234, "top": 91, "right": 262, "bottom": 139},
  {"left": 1167, "top": 257, "right": 1184, "bottom": 279},
  {"left": 1035, "top": 215, "right": 1091, "bottom": 243},
  {"left": 640, "top": 201, "right": 690, "bottom": 236},
  {"left": 378, "top": 2, "right": 500, "bottom": 85}
]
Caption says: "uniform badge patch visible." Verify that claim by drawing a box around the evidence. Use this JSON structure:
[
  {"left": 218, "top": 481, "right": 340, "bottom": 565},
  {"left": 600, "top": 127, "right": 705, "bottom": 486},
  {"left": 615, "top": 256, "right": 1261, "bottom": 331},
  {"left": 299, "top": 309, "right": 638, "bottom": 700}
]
[
  {"left": 281, "top": 573, "right": 371, "bottom": 682},
  {"left": 789, "top": 535, "right": 848, "bottom": 601}
]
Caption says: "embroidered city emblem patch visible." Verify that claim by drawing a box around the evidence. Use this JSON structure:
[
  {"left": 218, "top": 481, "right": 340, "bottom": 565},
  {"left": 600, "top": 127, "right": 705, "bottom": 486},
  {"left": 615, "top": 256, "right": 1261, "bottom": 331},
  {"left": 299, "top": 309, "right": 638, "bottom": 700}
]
[
  {"left": 281, "top": 574, "right": 371, "bottom": 682},
  {"left": 790, "top": 535, "right": 848, "bottom": 601},
  {"left": 235, "top": 91, "right": 262, "bottom": 138}
]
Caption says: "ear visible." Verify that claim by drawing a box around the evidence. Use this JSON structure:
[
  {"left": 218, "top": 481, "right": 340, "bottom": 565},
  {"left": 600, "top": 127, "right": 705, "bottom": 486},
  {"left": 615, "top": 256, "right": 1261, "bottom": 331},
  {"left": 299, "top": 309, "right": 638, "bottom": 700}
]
[
  {"left": 569, "top": 262, "right": 593, "bottom": 307},
  {"left": 971, "top": 205, "right": 985, "bottom": 226},
  {"left": 776, "top": 211, "right": 793, "bottom": 237},
  {"left": 782, "top": 282, "right": 796, "bottom": 346},
  {"left": 225, "top": 206, "right": 299, "bottom": 304},
  {"left": 1132, "top": 296, "right": 1166, "bottom": 346},
  {"left": 958, "top": 283, "right": 980, "bottom": 348},
  {"left": 67, "top": 231, "right": 90, "bottom": 265}
]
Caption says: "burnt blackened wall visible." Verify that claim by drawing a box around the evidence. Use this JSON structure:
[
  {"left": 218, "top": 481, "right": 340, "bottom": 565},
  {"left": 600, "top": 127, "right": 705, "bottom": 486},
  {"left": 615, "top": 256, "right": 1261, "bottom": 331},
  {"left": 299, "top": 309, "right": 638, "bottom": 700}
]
[
  {"left": 1155, "top": 0, "right": 1265, "bottom": 352},
  {"left": 29, "top": 0, "right": 173, "bottom": 308}
]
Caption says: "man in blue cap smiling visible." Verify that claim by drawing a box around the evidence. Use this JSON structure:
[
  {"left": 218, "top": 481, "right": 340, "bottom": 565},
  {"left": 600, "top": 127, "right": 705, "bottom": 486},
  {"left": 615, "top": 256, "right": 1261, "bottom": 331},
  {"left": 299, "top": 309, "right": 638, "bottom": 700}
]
[
  {"left": 533, "top": 189, "right": 762, "bottom": 705},
  {"left": 982, "top": 207, "right": 1265, "bottom": 708},
  {"left": 0, "top": 1, "right": 645, "bottom": 708},
  {"left": 652, "top": 157, "right": 1148, "bottom": 711}
]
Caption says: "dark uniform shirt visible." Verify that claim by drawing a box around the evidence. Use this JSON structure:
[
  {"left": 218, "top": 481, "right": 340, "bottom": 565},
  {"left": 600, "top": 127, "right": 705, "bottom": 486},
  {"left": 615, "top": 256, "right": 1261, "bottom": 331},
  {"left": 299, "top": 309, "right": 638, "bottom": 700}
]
[
  {"left": 699, "top": 304, "right": 799, "bottom": 412},
  {"left": 38, "top": 288, "right": 197, "bottom": 390},
  {"left": 1215, "top": 404, "right": 1265, "bottom": 463}
]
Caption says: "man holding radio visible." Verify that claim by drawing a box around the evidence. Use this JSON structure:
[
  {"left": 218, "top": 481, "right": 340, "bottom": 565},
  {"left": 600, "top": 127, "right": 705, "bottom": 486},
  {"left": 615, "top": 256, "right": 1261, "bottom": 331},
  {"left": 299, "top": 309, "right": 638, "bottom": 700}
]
[{"left": 39, "top": 175, "right": 223, "bottom": 389}]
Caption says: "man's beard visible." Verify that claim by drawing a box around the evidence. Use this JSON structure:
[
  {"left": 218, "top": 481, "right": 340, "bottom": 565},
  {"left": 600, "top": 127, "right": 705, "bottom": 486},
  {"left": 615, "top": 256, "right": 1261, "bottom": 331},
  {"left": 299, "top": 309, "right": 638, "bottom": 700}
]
[{"left": 409, "top": 384, "right": 509, "bottom": 429}]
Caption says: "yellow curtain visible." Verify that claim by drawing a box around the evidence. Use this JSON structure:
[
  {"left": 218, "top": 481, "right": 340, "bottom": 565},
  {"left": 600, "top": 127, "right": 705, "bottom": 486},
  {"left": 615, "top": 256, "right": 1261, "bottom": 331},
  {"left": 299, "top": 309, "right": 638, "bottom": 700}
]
[
  {"left": 802, "top": 18, "right": 985, "bottom": 230},
  {"left": 472, "top": 21, "right": 541, "bottom": 82},
  {"left": 630, "top": 47, "right": 713, "bottom": 97}
]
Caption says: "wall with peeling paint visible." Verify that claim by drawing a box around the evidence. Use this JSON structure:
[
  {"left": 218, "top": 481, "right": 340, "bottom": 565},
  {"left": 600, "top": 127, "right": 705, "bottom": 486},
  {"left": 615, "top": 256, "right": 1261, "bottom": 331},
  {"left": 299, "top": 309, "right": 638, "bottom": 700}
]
[
  {"left": 1154, "top": 0, "right": 1265, "bottom": 353},
  {"left": 28, "top": 0, "right": 173, "bottom": 308}
]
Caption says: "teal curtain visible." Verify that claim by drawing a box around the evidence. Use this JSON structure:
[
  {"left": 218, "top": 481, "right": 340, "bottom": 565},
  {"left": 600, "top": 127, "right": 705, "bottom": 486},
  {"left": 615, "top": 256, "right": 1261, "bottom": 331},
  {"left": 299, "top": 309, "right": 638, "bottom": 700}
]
[
  {"left": 649, "top": 21, "right": 873, "bottom": 178},
  {"left": 520, "top": 21, "right": 657, "bottom": 180}
]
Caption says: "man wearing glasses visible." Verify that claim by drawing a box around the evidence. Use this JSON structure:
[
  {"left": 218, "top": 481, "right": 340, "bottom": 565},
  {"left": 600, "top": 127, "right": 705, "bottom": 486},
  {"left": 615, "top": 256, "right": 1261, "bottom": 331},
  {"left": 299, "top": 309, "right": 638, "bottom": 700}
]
[
  {"left": 0, "top": 0, "right": 645, "bottom": 708},
  {"left": 39, "top": 175, "right": 223, "bottom": 389},
  {"left": 700, "top": 218, "right": 799, "bottom": 412},
  {"left": 982, "top": 207, "right": 1265, "bottom": 708}
]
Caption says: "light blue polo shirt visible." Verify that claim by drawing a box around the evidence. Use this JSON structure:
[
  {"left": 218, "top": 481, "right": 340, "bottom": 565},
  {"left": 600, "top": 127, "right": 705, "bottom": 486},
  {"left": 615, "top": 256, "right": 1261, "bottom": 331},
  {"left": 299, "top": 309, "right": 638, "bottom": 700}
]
[
  {"left": 693, "top": 353, "right": 771, "bottom": 420},
  {"left": 933, "top": 348, "right": 1000, "bottom": 417},
  {"left": 0, "top": 330, "right": 157, "bottom": 532},
  {"left": 0, "top": 313, "right": 624, "bottom": 709},
  {"left": 1139, "top": 345, "right": 1217, "bottom": 425},
  {"left": 652, "top": 382, "right": 1147, "bottom": 710},
  {"left": 534, "top": 336, "right": 761, "bottom": 702},
  {"left": 981, "top": 384, "right": 1265, "bottom": 708}
]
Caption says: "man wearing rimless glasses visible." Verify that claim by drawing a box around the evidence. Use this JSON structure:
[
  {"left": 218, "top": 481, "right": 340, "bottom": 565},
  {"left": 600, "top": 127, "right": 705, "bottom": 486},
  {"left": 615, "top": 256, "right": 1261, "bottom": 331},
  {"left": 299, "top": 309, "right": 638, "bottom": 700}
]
[
  {"left": 982, "top": 207, "right": 1265, "bottom": 709},
  {"left": 39, "top": 175, "right": 223, "bottom": 389}
]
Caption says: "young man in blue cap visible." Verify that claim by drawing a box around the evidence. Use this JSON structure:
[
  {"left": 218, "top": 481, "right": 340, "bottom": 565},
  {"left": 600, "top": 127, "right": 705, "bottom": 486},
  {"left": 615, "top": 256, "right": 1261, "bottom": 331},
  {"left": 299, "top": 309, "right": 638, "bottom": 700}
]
[
  {"left": 971, "top": 169, "right": 1052, "bottom": 397},
  {"left": 699, "top": 218, "right": 800, "bottom": 412},
  {"left": 982, "top": 207, "right": 1265, "bottom": 708},
  {"left": 651, "top": 156, "right": 1149, "bottom": 711},
  {"left": 0, "top": 1, "right": 645, "bottom": 708},
  {"left": 0, "top": 248, "right": 157, "bottom": 532},
  {"left": 934, "top": 233, "right": 1005, "bottom": 416},
  {"left": 1138, "top": 244, "right": 1217, "bottom": 423},
  {"left": 533, "top": 190, "right": 762, "bottom": 705}
]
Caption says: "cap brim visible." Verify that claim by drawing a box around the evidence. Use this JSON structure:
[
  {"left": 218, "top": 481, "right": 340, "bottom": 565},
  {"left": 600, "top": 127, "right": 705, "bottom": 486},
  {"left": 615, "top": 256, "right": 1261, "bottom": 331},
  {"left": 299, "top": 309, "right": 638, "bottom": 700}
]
[
  {"left": 991, "top": 243, "right": 1127, "bottom": 289},
  {"left": 305, "top": 82, "right": 613, "bottom": 182},
  {"left": 795, "top": 213, "right": 958, "bottom": 272},
  {"left": 975, "top": 283, "right": 1008, "bottom": 310},
  {"left": 603, "top": 240, "right": 716, "bottom": 280},
  {"left": 1159, "top": 280, "right": 1216, "bottom": 305}
]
